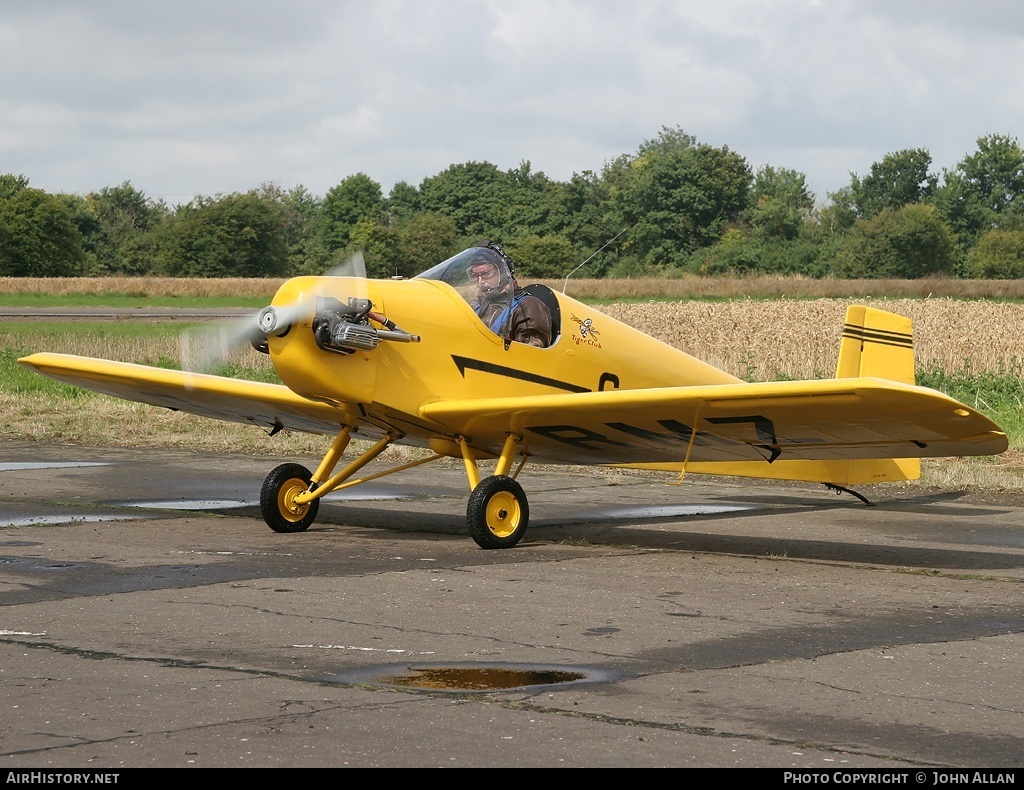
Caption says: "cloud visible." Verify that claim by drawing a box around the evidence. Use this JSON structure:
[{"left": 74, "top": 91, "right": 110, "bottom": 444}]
[{"left": 2, "top": 0, "right": 1021, "bottom": 205}]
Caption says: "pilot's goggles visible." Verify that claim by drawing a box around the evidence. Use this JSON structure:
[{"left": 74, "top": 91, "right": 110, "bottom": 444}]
[{"left": 468, "top": 263, "right": 499, "bottom": 281}]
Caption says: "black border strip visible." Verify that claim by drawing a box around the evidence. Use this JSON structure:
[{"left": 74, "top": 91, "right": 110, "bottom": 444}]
[
  {"left": 452, "top": 355, "right": 591, "bottom": 393},
  {"left": 842, "top": 324, "right": 913, "bottom": 348}
]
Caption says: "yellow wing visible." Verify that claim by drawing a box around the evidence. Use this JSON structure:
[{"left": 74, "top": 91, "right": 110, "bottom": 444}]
[
  {"left": 19, "top": 353, "right": 354, "bottom": 435},
  {"left": 19, "top": 353, "right": 1008, "bottom": 486},
  {"left": 419, "top": 377, "right": 1007, "bottom": 466}
]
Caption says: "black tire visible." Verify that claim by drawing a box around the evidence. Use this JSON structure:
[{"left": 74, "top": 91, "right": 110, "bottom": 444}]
[
  {"left": 260, "top": 463, "right": 319, "bottom": 533},
  {"left": 467, "top": 475, "right": 529, "bottom": 550}
]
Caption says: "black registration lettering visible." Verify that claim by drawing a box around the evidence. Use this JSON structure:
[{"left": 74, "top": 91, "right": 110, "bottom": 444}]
[
  {"left": 607, "top": 419, "right": 739, "bottom": 447},
  {"left": 704, "top": 415, "right": 777, "bottom": 444},
  {"left": 704, "top": 414, "right": 781, "bottom": 461},
  {"left": 527, "top": 425, "right": 629, "bottom": 451}
]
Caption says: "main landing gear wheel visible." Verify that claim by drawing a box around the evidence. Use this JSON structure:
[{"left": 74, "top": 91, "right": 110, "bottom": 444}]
[
  {"left": 261, "top": 463, "right": 319, "bottom": 533},
  {"left": 467, "top": 475, "right": 529, "bottom": 550}
]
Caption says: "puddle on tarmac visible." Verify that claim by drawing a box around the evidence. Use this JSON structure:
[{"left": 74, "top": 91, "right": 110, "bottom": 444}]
[
  {"left": 324, "top": 663, "right": 618, "bottom": 692},
  {"left": 117, "top": 490, "right": 407, "bottom": 511},
  {"left": 0, "top": 515, "right": 142, "bottom": 528},
  {"left": 382, "top": 666, "right": 587, "bottom": 690},
  {"left": 120, "top": 500, "right": 257, "bottom": 510},
  {"left": 594, "top": 504, "right": 753, "bottom": 519},
  {"left": 0, "top": 462, "right": 111, "bottom": 472}
]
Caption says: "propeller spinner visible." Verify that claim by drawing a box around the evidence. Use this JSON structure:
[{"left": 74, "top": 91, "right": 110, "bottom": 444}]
[{"left": 178, "top": 251, "right": 415, "bottom": 374}]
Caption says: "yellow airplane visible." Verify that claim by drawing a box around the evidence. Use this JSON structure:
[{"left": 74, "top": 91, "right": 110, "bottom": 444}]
[{"left": 18, "top": 241, "right": 1008, "bottom": 549}]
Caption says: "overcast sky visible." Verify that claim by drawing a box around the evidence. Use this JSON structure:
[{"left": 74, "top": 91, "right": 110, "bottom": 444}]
[{"left": 3, "top": 0, "right": 1022, "bottom": 207}]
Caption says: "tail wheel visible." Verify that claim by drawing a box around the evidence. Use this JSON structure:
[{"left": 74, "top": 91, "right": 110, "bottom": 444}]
[
  {"left": 467, "top": 475, "right": 529, "bottom": 550},
  {"left": 261, "top": 463, "right": 319, "bottom": 533}
]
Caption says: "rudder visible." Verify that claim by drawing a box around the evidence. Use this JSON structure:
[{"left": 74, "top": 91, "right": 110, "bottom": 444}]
[
  {"left": 832, "top": 304, "right": 919, "bottom": 482},
  {"left": 836, "top": 305, "right": 915, "bottom": 385}
]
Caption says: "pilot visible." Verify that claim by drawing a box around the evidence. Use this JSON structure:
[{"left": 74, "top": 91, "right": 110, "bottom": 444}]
[{"left": 468, "top": 241, "right": 552, "bottom": 348}]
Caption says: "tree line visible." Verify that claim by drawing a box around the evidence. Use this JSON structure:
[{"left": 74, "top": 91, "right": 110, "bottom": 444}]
[{"left": 3, "top": 126, "right": 1024, "bottom": 280}]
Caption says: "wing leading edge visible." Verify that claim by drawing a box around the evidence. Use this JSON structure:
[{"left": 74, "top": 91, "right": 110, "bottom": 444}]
[
  {"left": 18, "top": 352, "right": 354, "bottom": 436},
  {"left": 419, "top": 377, "right": 1007, "bottom": 466}
]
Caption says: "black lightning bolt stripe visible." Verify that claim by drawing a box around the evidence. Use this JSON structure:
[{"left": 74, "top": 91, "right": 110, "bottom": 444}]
[
  {"left": 842, "top": 323, "right": 914, "bottom": 349},
  {"left": 451, "top": 355, "right": 591, "bottom": 393}
]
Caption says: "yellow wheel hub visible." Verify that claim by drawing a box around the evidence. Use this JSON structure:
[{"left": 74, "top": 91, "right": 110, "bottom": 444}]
[
  {"left": 278, "top": 478, "right": 311, "bottom": 522},
  {"left": 485, "top": 491, "right": 521, "bottom": 538}
]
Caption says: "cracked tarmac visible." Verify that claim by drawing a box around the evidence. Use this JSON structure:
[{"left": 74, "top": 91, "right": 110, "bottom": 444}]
[{"left": 0, "top": 440, "right": 1022, "bottom": 768}]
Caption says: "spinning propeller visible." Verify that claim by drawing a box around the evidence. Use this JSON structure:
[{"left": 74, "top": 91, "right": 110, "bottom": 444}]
[{"left": 178, "top": 251, "right": 370, "bottom": 375}]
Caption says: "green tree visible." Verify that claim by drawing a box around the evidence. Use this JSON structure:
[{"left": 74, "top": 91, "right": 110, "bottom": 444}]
[
  {"left": 617, "top": 127, "right": 753, "bottom": 266},
  {"left": 831, "top": 203, "right": 955, "bottom": 278},
  {"left": 156, "top": 191, "right": 288, "bottom": 277},
  {"left": 967, "top": 229, "right": 1024, "bottom": 278},
  {"left": 849, "top": 149, "right": 936, "bottom": 218},
  {"left": 398, "top": 213, "right": 458, "bottom": 273},
  {"left": 688, "top": 228, "right": 761, "bottom": 275},
  {"left": 86, "top": 181, "right": 165, "bottom": 274},
  {"left": 259, "top": 182, "right": 332, "bottom": 274},
  {"left": 57, "top": 192, "right": 102, "bottom": 274},
  {"left": 507, "top": 235, "right": 577, "bottom": 279},
  {"left": 560, "top": 170, "right": 624, "bottom": 276},
  {"left": 935, "top": 134, "right": 1024, "bottom": 247},
  {"left": 417, "top": 161, "right": 511, "bottom": 239},
  {"left": 386, "top": 180, "right": 422, "bottom": 223},
  {"left": 0, "top": 173, "right": 30, "bottom": 201},
  {"left": 348, "top": 218, "right": 402, "bottom": 278},
  {"left": 820, "top": 186, "right": 859, "bottom": 234},
  {"left": 954, "top": 133, "right": 1024, "bottom": 214},
  {"left": 0, "top": 187, "right": 85, "bottom": 276},
  {"left": 747, "top": 165, "right": 814, "bottom": 242},
  {"left": 322, "top": 173, "right": 384, "bottom": 253},
  {"left": 503, "top": 160, "right": 570, "bottom": 239}
]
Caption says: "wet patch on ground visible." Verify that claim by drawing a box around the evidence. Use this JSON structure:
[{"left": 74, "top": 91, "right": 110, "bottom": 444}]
[{"left": 320, "top": 662, "right": 622, "bottom": 693}]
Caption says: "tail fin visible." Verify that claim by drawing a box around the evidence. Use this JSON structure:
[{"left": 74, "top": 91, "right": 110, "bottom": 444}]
[
  {"left": 827, "top": 305, "right": 920, "bottom": 483},
  {"left": 680, "top": 305, "right": 921, "bottom": 486},
  {"left": 836, "top": 305, "right": 915, "bottom": 384}
]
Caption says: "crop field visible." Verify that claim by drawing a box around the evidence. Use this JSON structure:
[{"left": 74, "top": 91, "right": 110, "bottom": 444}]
[
  {"left": 600, "top": 297, "right": 1024, "bottom": 382},
  {"left": 3, "top": 278, "right": 1024, "bottom": 492},
  {"left": 7, "top": 295, "right": 1023, "bottom": 384}
]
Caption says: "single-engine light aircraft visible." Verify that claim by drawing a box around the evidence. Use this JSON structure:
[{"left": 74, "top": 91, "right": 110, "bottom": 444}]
[{"left": 19, "top": 241, "right": 1008, "bottom": 549}]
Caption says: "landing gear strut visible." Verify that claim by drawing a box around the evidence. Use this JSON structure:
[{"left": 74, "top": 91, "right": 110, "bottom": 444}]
[
  {"left": 257, "top": 427, "right": 532, "bottom": 550},
  {"left": 459, "top": 433, "right": 530, "bottom": 549}
]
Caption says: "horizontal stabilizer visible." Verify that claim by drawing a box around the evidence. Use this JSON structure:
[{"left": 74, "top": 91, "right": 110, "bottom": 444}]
[{"left": 634, "top": 457, "right": 920, "bottom": 486}]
